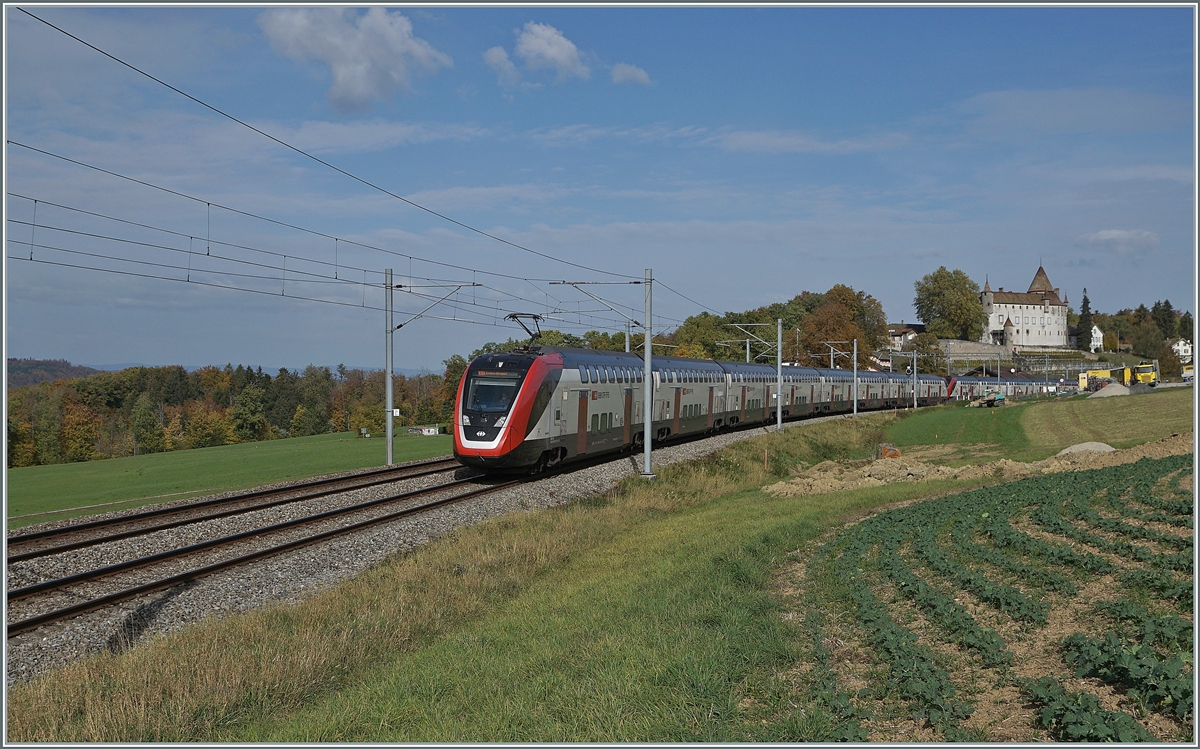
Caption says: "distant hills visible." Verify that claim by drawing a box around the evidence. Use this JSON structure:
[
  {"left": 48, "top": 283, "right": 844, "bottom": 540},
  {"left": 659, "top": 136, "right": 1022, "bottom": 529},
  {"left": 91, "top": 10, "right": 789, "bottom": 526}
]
[
  {"left": 7, "top": 358, "right": 438, "bottom": 389},
  {"left": 7, "top": 359, "right": 103, "bottom": 388}
]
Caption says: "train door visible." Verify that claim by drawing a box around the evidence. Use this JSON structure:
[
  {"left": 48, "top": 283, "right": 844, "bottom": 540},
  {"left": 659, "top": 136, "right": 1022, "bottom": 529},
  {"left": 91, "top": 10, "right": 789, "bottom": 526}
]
[
  {"left": 673, "top": 388, "right": 682, "bottom": 435},
  {"left": 623, "top": 388, "right": 632, "bottom": 445},
  {"left": 707, "top": 387, "right": 714, "bottom": 429},
  {"left": 740, "top": 385, "right": 746, "bottom": 423},
  {"left": 576, "top": 390, "right": 588, "bottom": 456},
  {"left": 555, "top": 389, "right": 568, "bottom": 439}
]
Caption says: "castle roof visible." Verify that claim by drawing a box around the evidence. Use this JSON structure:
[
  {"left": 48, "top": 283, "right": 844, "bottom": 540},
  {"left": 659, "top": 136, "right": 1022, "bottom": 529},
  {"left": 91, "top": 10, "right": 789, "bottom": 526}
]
[
  {"left": 1027, "top": 266, "right": 1054, "bottom": 293},
  {"left": 981, "top": 266, "right": 1066, "bottom": 307}
]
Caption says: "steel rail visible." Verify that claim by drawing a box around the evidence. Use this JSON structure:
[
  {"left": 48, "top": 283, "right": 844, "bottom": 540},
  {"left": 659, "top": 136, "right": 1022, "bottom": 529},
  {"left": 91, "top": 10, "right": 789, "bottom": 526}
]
[
  {"left": 6, "top": 479, "right": 519, "bottom": 638},
  {"left": 6, "top": 459, "right": 462, "bottom": 563},
  {"left": 8, "top": 475, "right": 489, "bottom": 602}
]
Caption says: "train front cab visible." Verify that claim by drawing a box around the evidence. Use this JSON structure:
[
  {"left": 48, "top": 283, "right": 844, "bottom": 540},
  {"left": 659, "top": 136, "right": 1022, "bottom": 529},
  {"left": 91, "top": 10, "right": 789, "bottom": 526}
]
[{"left": 454, "top": 351, "right": 562, "bottom": 472}]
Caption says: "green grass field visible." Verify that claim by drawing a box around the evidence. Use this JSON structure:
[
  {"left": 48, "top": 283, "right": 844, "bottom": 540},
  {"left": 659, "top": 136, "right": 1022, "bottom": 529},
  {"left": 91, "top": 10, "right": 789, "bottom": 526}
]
[
  {"left": 6, "top": 432, "right": 452, "bottom": 529},
  {"left": 886, "top": 386, "right": 1193, "bottom": 462}
]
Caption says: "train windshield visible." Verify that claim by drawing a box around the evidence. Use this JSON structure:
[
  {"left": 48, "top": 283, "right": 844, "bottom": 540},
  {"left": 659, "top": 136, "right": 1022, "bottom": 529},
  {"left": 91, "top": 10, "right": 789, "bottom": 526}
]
[{"left": 465, "top": 370, "right": 523, "bottom": 413}]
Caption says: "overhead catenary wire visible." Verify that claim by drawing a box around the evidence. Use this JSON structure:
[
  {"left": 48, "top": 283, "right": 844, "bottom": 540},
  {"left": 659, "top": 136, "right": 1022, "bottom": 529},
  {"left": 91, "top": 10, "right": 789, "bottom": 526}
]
[
  {"left": 6, "top": 254, "right": 501, "bottom": 326},
  {"left": 4, "top": 147, "right": 654, "bottom": 300},
  {"left": 16, "top": 7, "right": 638, "bottom": 281},
  {"left": 8, "top": 237, "right": 643, "bottom": 337},
  {"left": 5, "top": 202, "right": 623, "bottom": 318}
]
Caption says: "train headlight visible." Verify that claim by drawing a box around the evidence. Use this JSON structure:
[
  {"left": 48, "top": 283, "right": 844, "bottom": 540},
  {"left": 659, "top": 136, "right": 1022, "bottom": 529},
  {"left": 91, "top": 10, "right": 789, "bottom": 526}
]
[
  {"left": 494, "top": 416, "right": 507, "bottom": 428},
  {"left": 461, "top": 414, "right": 471, "bottom": 426}
]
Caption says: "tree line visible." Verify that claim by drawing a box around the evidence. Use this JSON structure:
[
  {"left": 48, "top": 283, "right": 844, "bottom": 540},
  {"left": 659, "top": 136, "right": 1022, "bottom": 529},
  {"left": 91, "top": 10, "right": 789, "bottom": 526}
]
[{"left": 6, "top": 363, "right": 455, "bottom": 468}]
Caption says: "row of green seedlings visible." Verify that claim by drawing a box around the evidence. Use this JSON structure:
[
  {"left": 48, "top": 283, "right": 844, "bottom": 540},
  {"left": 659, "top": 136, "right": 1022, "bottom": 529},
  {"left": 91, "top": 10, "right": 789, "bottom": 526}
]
[
  {"left": 808, "top": 455, "right": 1192, "bottom": 740},
  {"left": 1020, "top": 597, "right": 1194, "bottom": 741},
  {"left": 1016, "top": 457, "right": 1194, "bottom": 740},
  {"left": 1099, "top": 470, "right": 1193, "bottom": 530}
]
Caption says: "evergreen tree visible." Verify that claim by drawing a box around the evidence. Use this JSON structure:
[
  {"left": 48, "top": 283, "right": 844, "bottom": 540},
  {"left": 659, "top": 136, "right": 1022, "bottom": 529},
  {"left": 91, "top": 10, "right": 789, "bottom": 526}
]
[
  {"left": 1178, "top": 311, "right": 1193, "bottom": 343},
  {"left": 1151, "top": 300, "right": 1178, "bottom": 339},
  {"left": 1076, "top": 289, "right": 1093, "bottom": 352},
  {"left": 130, "top": 393, "right": 165, "bottom": 453}
]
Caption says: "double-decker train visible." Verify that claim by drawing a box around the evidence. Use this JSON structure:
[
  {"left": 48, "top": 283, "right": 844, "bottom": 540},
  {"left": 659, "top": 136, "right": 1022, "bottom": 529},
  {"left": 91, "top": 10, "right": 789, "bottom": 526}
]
[{"left": 453, "top": 345, "right": 953, "bottom": 474}]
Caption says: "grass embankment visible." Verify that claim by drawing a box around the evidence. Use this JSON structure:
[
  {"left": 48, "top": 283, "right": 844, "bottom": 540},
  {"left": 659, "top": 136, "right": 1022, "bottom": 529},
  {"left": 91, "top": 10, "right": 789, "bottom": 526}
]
[
  {"left": 887, "top": 386, "right": 1193, "bottom": 463},
  {"left": 7, "top": 390, "right": 1192, "bottom": 741},
  {"left": 6, "top": 433, "right": 452, "bottom": 529}
]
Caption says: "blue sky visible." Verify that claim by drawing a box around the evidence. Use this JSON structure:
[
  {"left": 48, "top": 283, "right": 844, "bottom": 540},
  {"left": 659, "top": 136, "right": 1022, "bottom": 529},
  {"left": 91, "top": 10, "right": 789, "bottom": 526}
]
[{"left": 4, "top": 5, "right": 1195, "bottom": 372}]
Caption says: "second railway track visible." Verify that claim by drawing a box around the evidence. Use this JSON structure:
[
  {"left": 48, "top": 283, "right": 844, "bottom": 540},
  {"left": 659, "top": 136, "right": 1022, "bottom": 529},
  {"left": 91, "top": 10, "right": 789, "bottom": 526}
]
[
  {"left": 7, "top": 473, "right": 518, "bottom": 638},
  {"left": 6, "top": 456, "right": 464, "bottom": 563}
]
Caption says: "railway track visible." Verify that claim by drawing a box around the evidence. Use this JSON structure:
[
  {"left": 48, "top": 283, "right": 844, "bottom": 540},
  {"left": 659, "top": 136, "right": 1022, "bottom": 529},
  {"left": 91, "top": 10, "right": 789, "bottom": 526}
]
[
  {"left": 6, "top": 456, "right": 463, "bottom": 563},
  {"left": 6, "top": 474, "right": 519, "bottom": 638}
]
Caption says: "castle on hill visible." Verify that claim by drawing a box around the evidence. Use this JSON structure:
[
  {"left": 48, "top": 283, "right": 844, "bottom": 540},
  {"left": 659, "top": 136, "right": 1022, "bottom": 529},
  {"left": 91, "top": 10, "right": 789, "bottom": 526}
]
[{"left": 979, "top": 266, "right": 1070, "bottom": 349}]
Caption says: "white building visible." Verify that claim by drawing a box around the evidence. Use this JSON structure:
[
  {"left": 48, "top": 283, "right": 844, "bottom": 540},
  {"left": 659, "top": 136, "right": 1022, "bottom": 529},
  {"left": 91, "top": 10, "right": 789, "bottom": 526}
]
[
  {"left": 1170, "top": 338, "right": 1192, "bottom": 364},
  {"left": 1090, "top": 324, "right": 1103, "bottom": 353},
  {"left": 979, "top": 266, "right": 1070, "bottom": 349}
]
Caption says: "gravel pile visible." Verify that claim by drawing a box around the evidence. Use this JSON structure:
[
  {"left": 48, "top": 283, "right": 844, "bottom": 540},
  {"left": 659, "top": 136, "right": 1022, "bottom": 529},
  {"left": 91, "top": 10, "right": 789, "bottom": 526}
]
[{"left": 6, "top": 415, "right": 850, "bottom": 685}]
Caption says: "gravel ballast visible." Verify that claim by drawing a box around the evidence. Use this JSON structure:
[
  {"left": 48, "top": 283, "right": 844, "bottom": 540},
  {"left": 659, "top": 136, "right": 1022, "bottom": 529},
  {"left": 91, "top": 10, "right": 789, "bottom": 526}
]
[{"left": 6, "top": 416, "right": 850, "bottom": 685}]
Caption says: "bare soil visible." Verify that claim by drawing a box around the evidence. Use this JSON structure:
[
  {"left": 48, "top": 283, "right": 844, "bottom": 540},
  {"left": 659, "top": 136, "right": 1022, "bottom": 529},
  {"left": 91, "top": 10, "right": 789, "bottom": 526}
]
[{"left": 764, "top": 433, "right": 1193, "bottom": 499}]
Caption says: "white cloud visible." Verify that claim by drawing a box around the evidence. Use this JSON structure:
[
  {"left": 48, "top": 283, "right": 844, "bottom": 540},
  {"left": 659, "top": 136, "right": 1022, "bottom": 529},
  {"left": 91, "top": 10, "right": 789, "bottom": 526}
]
[
  {"left": 710, "top": 129, "right": 907, "bottom": 154},
  {"left": 1075, "top": 229, "right": 1160, "bottom": 256},
  {"left": 611, "top": 63, "right": 651, "bottom": 86},
  {"left": 483, "top": 46, "right": 526, "bottom": 89},
  {"left": 258, "top": 8, "right": 451, "bottom": 112},
  {"left": 513, "top": 22, "right": 589, "bottom": 82}
]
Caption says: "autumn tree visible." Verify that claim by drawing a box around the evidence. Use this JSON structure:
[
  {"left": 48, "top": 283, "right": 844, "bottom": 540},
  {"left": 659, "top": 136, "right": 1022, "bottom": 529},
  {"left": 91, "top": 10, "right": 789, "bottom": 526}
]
[
  {"left": 901, "top": 332, "right": 944, "bottom": 374},
  {"left": 799, "top": 301, "right": 869, "bottom": 369},
  {"left": 913, "top": 267, "right": 986, "bottom": 341}
]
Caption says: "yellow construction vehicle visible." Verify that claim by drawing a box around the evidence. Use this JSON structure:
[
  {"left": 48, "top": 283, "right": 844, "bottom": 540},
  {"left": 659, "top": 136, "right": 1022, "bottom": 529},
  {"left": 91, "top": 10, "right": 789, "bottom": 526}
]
[
  {"left": 1183, "top": 363, "right": 1193, "bottom": 384},
  {"left": 1134, "top": 360, "right": 1159, "bottom": 386},
  {"left": 1079, "top": 366, "right": 1131, "bottom": 390}
]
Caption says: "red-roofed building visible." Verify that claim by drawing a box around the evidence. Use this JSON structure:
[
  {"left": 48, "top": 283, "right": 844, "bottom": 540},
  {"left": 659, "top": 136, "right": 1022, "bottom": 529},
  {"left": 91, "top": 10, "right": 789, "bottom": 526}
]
[{"left": 979, "top": 267, "right": 1070, "bottom": 348}]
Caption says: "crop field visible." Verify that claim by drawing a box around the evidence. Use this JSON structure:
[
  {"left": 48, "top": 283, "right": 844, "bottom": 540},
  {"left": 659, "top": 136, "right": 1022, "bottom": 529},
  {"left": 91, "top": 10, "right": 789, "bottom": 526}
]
[{"left": 775, "top": 454, "right": 1194, "bottom": 741}]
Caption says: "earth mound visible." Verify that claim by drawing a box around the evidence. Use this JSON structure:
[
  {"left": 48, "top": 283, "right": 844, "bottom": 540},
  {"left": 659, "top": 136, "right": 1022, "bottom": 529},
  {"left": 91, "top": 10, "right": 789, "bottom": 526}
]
[
  {"left": 1056, "top": 442, "right": 1116, "bottom": 455},
  {"left": 764, "top": 433, "right": 1192, "bottom": 499},
  {"left": 1088, "top": 382, "right": 1129, "bottom": 398}
]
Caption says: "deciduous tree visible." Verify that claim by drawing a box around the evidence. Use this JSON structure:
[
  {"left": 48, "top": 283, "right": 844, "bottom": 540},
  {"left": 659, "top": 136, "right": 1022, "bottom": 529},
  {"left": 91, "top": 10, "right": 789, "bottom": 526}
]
[
  {"left": 1131, "top": 318, "right": 1165, "bottom": 358},
  {"left": 912, "top": 267, "right": 986, "bottom": 341}
]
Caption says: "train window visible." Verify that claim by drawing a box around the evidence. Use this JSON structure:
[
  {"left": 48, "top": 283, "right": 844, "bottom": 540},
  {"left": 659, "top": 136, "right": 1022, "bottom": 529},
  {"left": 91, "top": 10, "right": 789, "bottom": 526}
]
[
  {"left": 590, "top": 365, "right": 600, "bottom": 383},
  {"left": 591, "top": 413, "right": 599, "bottom": 433},
  {"left": 636, "top": 369, "right": 642, "bottom": 382},
  {"left": 579, "top": 365, "right": 589, "bottom": 383},
  {"left": 606, "top": 366, "right": 615, "bottom": 382}
]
